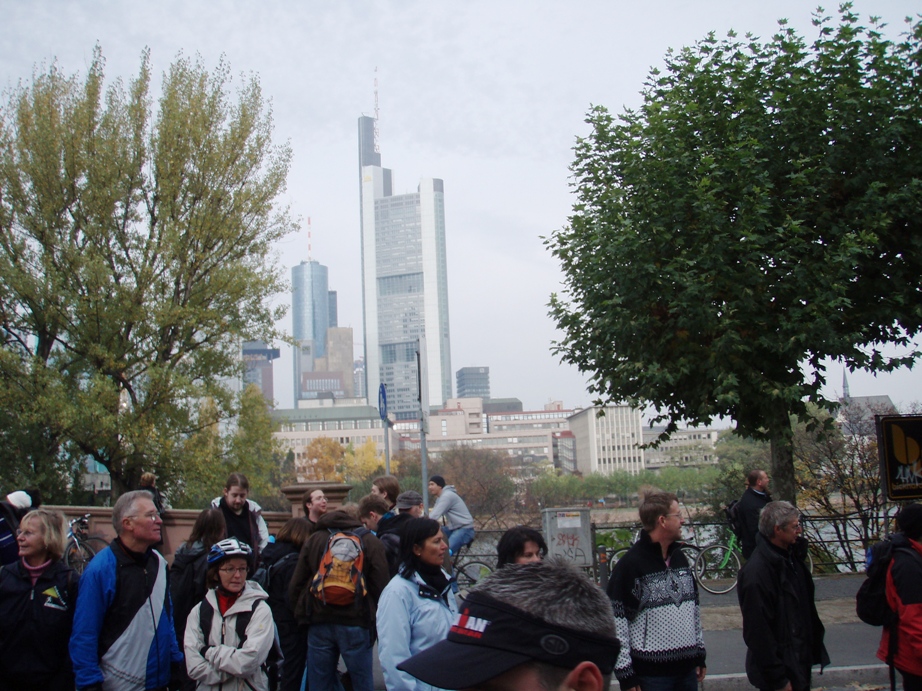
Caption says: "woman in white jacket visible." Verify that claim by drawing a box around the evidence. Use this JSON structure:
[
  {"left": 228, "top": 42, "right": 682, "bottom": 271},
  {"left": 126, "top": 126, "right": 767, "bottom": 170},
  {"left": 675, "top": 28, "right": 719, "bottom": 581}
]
[
  {"left": 184, "top": 537, "right": 275, "bottom": 691},
  {"left": 377, "top": 517, "right": 459, "bottom": 691}
]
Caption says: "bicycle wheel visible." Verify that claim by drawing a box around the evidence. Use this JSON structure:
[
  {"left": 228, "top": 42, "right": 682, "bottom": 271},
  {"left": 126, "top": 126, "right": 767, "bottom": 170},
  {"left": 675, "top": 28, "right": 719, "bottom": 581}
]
[
  {"left": 694, "top": 544, "right": 741, "bottom": 594},
  {"left": 679, "top": 545, "right": 700, "bottom": 568},
  {"left": 455, "top": 561, "right": 493, "bottom": 592},
  {"left": 608, "top": 547, "right": 630, "bottom": 564},
  {"left": 65, "top": 539, "right": 96, "bottom": 575}
]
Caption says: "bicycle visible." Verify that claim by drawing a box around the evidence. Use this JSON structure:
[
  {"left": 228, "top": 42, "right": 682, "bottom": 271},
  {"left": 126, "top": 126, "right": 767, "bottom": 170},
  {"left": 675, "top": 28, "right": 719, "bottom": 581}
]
[
  {"left": 694, "top": 532, "right": 815, "bottom": 594},
  {"left": 694, "top": 532, "right": 744, "bottom": 594},
  {"left": 450, "top": 541, "right": 493, "bottom": 593},
  {"left": 65, "top": 514, "right": 109, "bottom": 575}
]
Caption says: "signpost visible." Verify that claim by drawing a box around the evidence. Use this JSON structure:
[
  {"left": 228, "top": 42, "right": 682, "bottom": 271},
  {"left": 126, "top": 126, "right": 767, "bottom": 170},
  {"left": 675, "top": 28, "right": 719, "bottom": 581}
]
[{"left": 876, "top": 414, "right": 922, "bottom": 501}]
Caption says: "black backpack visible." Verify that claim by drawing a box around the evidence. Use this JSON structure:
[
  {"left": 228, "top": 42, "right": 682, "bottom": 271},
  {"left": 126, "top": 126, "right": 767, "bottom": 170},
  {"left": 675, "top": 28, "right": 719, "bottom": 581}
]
[
  {"left": 725, "top": 500, "right": 743, "bottom": 538},
  {"left": 251, "top": 552, "right": 298, "bottom": 592},
  {"left": 169, "top": 549, "right": 209, "bottom": 640},
  {"left": 856, "top": 540, "right": 898, "bottom": 627},
  {"left": 199, "top": 596, "right": 283, "bottom": 691}
]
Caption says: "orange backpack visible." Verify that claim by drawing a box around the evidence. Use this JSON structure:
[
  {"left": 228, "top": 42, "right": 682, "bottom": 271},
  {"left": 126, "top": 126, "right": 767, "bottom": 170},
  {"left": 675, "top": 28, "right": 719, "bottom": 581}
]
[{"left": 309, "top": 529, "right": 368, "bottom": 607}]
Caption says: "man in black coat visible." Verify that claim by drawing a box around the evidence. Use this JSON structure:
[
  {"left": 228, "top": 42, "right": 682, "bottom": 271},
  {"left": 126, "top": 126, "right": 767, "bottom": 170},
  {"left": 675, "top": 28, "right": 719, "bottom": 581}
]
[
  {"left": 738, "top": 501, "right": 829, "bottom": 691},
  {"left": 738, "top": 469, "right": 772, "bottom": 559}
]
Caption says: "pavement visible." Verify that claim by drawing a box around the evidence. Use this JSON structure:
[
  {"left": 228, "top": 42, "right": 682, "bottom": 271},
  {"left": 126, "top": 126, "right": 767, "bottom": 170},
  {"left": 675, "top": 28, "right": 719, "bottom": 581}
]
[
  {"left": 696, "top": 573, "right": 890, "bottom": 691},
  {"left": 365, "top": 572, "right": 889, "bottom": 690}
]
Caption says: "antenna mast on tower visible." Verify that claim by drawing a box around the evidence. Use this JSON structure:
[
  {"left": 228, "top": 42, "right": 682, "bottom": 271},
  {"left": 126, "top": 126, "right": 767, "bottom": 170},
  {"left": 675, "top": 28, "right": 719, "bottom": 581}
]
[
  {"left": 373, "top": 67, "right": 380, "bottom": 154},
  {"left": 307, "top": 216, "right": 312, "bottom": 261}
]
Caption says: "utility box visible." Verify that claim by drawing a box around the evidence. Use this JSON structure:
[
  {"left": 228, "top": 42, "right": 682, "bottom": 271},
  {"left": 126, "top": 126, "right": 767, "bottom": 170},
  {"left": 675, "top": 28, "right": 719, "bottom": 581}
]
[{"left": 542, "top": 507, "right": 593, "bottom": 567}]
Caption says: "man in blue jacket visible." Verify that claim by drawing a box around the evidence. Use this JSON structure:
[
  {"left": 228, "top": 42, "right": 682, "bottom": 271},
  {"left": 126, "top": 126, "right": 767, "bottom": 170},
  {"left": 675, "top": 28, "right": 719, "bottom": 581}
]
[{"left": 70, "top": 490, "right": 183, "bottom": 691}]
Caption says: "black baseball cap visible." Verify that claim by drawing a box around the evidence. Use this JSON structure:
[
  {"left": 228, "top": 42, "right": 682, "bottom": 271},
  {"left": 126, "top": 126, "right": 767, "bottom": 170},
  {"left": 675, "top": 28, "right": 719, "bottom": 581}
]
[{"left": 397, "top": 591, "right": 620, "bottom": 689}]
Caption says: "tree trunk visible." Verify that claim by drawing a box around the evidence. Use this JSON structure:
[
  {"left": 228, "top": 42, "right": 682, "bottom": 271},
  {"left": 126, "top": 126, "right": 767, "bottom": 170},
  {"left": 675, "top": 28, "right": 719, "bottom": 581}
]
[{"left": 770, "top": 421, "right": 797, "bottom": 504}]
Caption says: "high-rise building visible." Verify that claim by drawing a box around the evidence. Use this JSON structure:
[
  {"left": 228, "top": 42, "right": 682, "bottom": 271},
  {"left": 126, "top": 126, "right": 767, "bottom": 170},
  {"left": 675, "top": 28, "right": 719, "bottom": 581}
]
[
  {"left": 568, "top": 404, "right": 645, "bottom": 475},
  {"left": 456, "top": 367, "right": 490, "bottom": 399},
  {"left": 242, "top": 340, "right": 280, "bottom": 404},
  {"left": 358, "top": 115, "right": 452, "bottom": 420},
  {"left": 292, "top": 260, "right": 333, "bottom": 401}
]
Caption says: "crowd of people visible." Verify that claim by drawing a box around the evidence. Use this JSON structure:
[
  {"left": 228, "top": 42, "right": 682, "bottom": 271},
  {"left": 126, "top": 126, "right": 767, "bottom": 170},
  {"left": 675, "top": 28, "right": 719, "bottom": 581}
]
[{"left": 0, "top": 471, "right": 920, "bottom": 691}]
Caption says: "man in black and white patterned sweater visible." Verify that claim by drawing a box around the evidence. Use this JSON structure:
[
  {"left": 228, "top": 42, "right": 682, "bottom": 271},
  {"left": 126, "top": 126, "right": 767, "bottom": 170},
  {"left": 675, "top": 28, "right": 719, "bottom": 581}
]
[{"left": 606, "top": 491, "right": 706, "bottom": 691}]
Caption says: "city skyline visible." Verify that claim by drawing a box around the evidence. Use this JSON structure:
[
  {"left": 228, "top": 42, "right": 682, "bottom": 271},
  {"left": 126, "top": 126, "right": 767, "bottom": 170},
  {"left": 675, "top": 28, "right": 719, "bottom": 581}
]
[{"left": 2, "top": 1, "right": 920, "bottom": 417}]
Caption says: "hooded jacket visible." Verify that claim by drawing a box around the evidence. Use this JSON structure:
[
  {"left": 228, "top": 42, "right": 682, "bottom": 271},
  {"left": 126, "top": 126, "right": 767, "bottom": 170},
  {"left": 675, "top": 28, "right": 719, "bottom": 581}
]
[
  {"left": 210, "top": 497, "right": 270, "bottom": 556},
  {"left": 0, "top": 558, "right": 79, "bottom": 690},
  {"left": 287, "top": 510, "right": 390, "bottom": 630},
  {"left": 428, "top": 486, "right": 474, "bottom": 530},
  {"left": 376, "top": 569, "right": 458, "bottom": 691},
  {"left": 184, "top": 582, "right": 275, "bottom": 691},
  {"left": 877, "top": 533, "right": 922, "bottom": 676},
  {"left": 738, "top": 535, "right": 829, "bottom": 690}
]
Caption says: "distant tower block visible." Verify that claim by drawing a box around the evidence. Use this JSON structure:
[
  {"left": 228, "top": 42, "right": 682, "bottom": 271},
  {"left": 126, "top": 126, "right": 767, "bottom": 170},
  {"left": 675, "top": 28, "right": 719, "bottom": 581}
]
[{"left": 457, "top": 367, "right": 490, "bottom": 400}]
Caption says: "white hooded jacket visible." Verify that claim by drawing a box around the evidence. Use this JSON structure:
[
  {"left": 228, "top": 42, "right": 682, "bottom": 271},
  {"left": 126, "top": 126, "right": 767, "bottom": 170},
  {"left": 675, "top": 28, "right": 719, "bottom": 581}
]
[{"left": 184, "top": 582, "right": 275, "bottom": 691}]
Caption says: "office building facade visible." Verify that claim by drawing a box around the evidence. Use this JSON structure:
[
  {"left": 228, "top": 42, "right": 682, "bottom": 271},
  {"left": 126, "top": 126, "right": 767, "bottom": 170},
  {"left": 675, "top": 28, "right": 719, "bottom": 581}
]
[
  {"left": 358, "top": 115, "right": 452, "bottom": 420},
  {"left": 457, "top": 367, "right": 490, "bottom": 399}
]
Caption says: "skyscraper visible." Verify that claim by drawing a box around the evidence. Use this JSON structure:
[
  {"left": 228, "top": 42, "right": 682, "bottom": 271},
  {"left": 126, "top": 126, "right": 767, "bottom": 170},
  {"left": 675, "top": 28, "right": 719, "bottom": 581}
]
[
  {"left": 456, "top": 367, "right": 490, "bottom": 399},
  {"left": 242, "top": 340, "right": 281, "bottom": 404},
  {"left": 292, "top": 260, "right": 331, "bottom": 402},
  {"left": 358, "top": 115, "right": 452, "bottom": 420}
]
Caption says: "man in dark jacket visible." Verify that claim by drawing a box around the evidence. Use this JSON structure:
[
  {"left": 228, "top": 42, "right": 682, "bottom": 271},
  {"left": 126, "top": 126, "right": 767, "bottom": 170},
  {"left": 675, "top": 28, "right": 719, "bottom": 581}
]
[
  {"left": 738, "top": 469, "right": 772, "bottom": 559},
  {"left": 738, "top": 501, "right": 829, "bottom": 691},
  {"left": 288, "top": 509, "right": 390, "bottom": 691},
  {"left": 376, "top": 490, "right": 423, "bottom": 578}
]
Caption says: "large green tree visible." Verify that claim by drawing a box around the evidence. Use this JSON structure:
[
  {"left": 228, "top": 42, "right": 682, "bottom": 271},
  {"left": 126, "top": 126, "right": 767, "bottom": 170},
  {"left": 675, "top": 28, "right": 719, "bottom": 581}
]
[
  {"left": 0, "top": 48, "right": 295, "bottom": 498},
  {"left": 547, "top": 8, "right": 922, "bottom": 502}
]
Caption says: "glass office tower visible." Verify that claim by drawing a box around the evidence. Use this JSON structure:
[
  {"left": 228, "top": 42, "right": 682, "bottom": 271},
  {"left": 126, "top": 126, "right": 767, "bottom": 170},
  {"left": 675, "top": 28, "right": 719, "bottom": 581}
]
[{"left": 358, "top": 116, "right": 452, "bottom": 420}]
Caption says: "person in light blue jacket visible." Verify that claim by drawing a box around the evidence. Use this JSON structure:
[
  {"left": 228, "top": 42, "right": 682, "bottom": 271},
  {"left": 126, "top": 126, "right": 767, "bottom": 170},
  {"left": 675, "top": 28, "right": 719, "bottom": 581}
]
[{"left": 377, "top": 518, "right": 459, "bottom": 691}]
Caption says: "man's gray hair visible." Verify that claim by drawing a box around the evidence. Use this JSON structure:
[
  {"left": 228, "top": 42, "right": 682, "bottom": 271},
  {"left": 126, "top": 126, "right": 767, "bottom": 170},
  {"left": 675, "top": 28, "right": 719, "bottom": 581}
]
[
  {"left": 758, "top": 500, "right": 800, "bottom": 539},
  {"left": 469, "top": 557, "right": 616, "bottom": 638},
  {"left": 112, "top": 490, "right": 155, "bottom": 534}
]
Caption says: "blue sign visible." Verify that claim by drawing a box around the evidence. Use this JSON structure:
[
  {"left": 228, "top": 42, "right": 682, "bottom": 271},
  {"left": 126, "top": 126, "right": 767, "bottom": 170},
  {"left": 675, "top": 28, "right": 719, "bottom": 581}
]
[{"left": 378, "top": 383, "right": 388, "bottom": 420}]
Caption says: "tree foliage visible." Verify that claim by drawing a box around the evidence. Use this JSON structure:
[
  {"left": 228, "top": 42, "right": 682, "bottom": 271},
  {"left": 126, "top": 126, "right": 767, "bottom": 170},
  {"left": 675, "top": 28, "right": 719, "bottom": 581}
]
[
  {"left": 0, "top": 47, "right": 295, "bottom": 498},
  {"left": 299, "top": 437, "right": 345, "bottom": 483},
  {"left": 547, "top": 8, "right": 922, "bottom": 502},
  {"left": 172, "top": 384, "right": 285, "bottom": 510},
  {"left": 794, "top": 400, "right": 891, "bottom": 568}
]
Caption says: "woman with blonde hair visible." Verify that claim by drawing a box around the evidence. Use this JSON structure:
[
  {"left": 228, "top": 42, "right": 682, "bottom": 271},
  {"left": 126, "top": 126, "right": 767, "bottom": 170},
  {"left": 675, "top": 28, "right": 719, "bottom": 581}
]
[{"left": 0, "top": 508, "right": 79, "bottom": 690}]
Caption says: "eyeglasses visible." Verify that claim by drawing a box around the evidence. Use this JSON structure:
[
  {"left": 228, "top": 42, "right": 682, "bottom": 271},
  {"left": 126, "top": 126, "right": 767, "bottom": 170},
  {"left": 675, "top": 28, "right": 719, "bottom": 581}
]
[
  {"left": 219, "top": 567, "right": 248, "bottom": 575},
  {"left": 16, "top": 529, "right": 38, "bottom": 537},
  {"left": 128, "top": 512, "right": 161, "bottom": 522},
  {"left": 664, "top": 512, "right": 682, "bottom": 519}
]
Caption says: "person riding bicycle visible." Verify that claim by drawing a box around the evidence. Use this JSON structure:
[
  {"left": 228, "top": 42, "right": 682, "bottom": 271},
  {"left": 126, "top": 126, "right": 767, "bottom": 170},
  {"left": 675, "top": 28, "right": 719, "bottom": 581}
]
[{"left": 427, "top": 476, "right": 474, "bottom": 555}]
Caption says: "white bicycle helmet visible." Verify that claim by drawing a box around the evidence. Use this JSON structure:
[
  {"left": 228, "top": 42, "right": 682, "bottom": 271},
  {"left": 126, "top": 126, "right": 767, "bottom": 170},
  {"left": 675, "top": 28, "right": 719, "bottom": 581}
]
[{"left": 207, "top": 537, "right": 253, "bottom": 565}]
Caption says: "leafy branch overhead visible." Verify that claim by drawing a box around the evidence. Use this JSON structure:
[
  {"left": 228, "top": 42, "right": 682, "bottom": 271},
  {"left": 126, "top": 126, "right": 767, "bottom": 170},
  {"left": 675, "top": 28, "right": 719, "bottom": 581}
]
[
  {"left": 546, "top": 6, "right": 922, "bottom": 501},
  {"left": 0, "top": 47, "right": 296, "bottom": 498}
]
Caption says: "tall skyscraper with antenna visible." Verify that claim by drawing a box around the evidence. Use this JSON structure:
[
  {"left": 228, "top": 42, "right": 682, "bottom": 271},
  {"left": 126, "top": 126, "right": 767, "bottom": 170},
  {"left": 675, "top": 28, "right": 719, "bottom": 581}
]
[{"left": 358, "top": 114, "right": 452, "bottom": 419}]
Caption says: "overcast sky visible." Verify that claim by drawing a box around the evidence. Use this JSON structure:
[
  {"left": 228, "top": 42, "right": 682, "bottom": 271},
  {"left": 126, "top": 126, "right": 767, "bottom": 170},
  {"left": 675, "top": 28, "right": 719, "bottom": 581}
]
[{"left": 3, "top": 1, "right": 920, "bottom": 419}]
